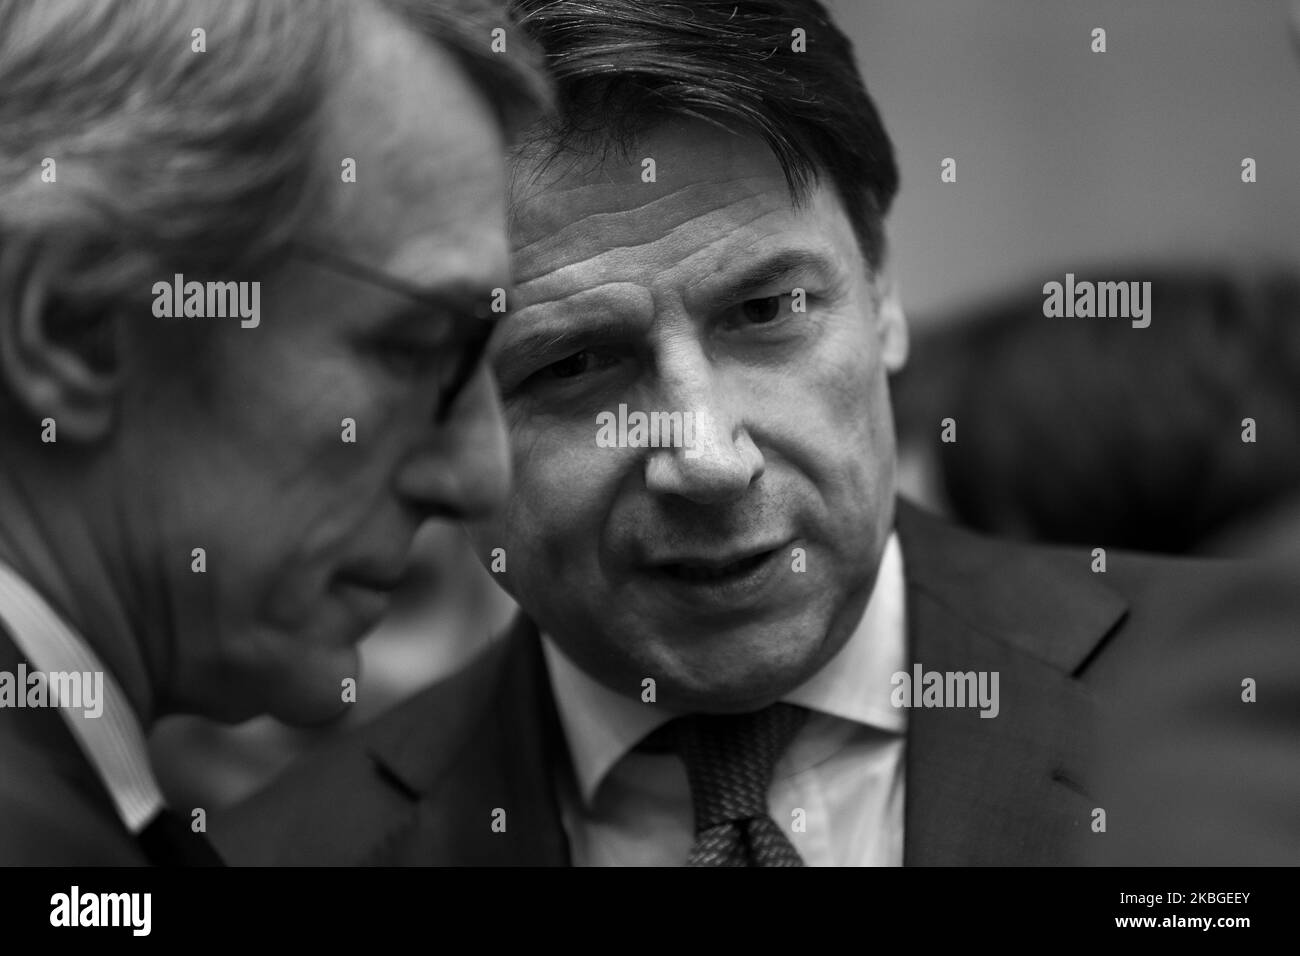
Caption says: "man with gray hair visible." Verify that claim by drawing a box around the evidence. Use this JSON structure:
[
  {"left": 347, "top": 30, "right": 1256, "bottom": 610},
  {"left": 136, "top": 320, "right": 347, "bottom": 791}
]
[{"left": 0, "top": 0, "right": 547, "bottom": 864}]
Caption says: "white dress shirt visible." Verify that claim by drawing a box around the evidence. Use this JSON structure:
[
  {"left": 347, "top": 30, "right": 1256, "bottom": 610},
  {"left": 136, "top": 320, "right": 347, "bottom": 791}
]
[
  {"left": 0, "top": 560, "right": 163, "bottom": 834},
  {"left": 543, "top": 532, "right": 907, "bottom": 866}
]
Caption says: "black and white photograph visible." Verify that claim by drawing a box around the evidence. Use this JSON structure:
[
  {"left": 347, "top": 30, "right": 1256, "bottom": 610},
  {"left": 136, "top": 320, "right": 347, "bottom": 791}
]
[{"left": 0, "top": 0, "right": 1297, "bottom": 940}]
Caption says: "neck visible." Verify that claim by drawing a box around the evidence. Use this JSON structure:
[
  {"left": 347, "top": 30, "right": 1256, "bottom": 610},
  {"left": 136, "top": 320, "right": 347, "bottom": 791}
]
[{"left": 0, "top": 466, "right": 157, "bottom": 726}]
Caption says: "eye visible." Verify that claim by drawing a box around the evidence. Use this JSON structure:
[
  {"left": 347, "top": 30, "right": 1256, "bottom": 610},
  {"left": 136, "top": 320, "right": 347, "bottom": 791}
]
[
  {"left": 543, "top": 349, "right": 622, "bottom": 380},
  {"left": 545, "top": 351, "right": 596, "bottom": 379},
  {"left": 740, "top": 295, "right": 783, "bottom": 324},
  {"left": 508, "top": 347, "right": 625, "bottom": 397}
]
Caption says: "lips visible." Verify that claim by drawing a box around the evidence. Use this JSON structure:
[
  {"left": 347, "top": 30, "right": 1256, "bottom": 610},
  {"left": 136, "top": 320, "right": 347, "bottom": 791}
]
[
  {"left": 650, "top": 540, "right": 788, "bottom": 585},
  {"left": 330, "top": 558, "right": 409, "bottom": 629},
  {"left": 660, "top": 548, "right": 776, "bottom": 583},
  {"left": 339, "top": 559, "right": 408, "bottom": 594},
  {"left": 641, "top": 540, "right": 792, "bottom": 614},
  {"left": 342, "top": 572, "right": 404, "bottom": 594}
]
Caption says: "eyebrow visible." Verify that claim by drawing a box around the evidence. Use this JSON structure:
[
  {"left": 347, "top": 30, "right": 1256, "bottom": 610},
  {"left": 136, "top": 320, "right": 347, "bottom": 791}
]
[
  {"left": 700, "top": 249, "right": 844, "bottom": 308},
  {"left": 493, "top": 312, "right": 644, "bottom": 378},
  {"left": 491, "top": 249, "right": 845, "bottom": 377}
]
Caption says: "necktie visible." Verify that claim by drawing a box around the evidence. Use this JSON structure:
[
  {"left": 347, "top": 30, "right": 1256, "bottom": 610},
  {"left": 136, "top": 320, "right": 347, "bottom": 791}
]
[
  {"left": 137, "top": 808, "right": 225, "bottom": 867},
  {"left": 664, "top": 702, "right": 810, "bottom": 867}
]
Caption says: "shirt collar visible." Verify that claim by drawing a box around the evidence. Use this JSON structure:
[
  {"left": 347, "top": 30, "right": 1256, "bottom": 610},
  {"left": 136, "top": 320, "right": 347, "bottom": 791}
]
[
  {"left": 542, "top": 531, "right": 908, "bottom": 806},
  {"left": 0, "top": 561, "right": 164, "bottom": 834}
]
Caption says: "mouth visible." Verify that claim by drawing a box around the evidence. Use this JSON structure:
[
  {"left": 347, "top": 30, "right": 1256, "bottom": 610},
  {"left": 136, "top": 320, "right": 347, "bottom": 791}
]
[
  {"left": 338, "top": 571, "right": 405, "bottom": 595},
  {"left": 340, "top": 553, "right": 411, "bottom": 593},
  {"left": 649, "top": 538, "right": 793, "bottom": 593},
  {"left": 332, "top": 560, "right": 410, "bottom": 628},
  {"left": 658, "top": 547, "right": 779, "bottom": 583}
]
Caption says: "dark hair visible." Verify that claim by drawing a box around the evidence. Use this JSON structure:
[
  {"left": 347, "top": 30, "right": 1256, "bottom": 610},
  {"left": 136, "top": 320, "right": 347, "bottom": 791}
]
[
  {"left": 896, "top": 267, "right": 1300, "bottom": 554},
  {"left": 510, "top": 0, "right": 899, "bottom": 268}
]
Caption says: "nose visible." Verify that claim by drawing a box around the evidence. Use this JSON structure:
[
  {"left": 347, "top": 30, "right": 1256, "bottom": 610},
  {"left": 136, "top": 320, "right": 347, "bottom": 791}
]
[
  {"left": 394, "top": 364, "right": 511, "bottom": 519},
  {"left": 643, "top": 355, "right": 764, "bottom": 504}
]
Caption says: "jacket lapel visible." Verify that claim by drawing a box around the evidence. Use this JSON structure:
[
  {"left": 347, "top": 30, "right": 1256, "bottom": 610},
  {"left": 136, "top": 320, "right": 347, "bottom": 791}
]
[
  {"left": 894, "top": 500, "right": 1128, "bottom": 864},
  {"left": 366, "top": 614, "right": 572, "bottom": 866},
  {"left": 0, "top": 625, "right": 148, "bottom": 864}
]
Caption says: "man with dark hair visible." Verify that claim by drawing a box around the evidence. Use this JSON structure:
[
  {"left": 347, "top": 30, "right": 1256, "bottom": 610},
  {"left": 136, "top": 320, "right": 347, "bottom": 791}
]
[
  {"left": 0, "top": 0, "right": 549, "bottom": 865},
  {"left": 221, "top": 0, "right": 1298, "bottom": 866}
]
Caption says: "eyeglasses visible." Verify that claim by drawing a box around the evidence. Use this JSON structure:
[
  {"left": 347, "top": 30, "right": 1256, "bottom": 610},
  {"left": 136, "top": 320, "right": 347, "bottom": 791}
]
[{"left": 290, "top": 241, "right": 498, "bottom": 423}]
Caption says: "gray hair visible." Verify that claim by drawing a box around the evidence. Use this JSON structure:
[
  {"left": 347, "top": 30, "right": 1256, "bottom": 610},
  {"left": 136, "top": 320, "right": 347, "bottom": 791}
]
[{"left": 0, "top": 0, "right": 549, "bottom": 318}]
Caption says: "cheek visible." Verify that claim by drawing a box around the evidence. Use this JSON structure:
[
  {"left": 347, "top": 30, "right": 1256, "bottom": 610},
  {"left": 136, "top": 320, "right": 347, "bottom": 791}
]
[
  {"left": 819, "top": 303, "right": 894, "bottom": 446},
  {"left": 822, "top": 349, "right": 896, "bottom": 507},
  {"left": 500, "top": 418, "right": 624, "bottom": 570},
  {"left": 771, "top": 312, "right": 895, "bottom": 535},
  {"left": 767, "top": 310, "right": 886, "bottom": 441},
  {"left": 137, "top": 341, "right": 416, "bottom": 581},
  {"left": 220, "top": 334, "right": 421, "bottom": 485}
]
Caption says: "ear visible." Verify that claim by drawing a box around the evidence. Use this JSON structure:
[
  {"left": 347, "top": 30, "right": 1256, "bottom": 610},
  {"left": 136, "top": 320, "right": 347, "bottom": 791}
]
[
  {"left": 874, "top": 268, "right": 909, "bottom": 374},
  {"left": 0, "top": 238, "right": 122, "bottom": 443}
]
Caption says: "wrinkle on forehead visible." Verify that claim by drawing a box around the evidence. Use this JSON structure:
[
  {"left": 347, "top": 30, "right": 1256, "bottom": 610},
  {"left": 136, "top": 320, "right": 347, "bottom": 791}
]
[
  {"left": 513, "top": 174, "right": 785, "bottom": 265},
  {"left": 504, "top": 120, "right": 863, "bottom": 323},
  {"left": 509, "top": 120, "right": 797, "bottom": 265},
  {"left": 513, "top": 190, "right": 789, "bottom": 309}
]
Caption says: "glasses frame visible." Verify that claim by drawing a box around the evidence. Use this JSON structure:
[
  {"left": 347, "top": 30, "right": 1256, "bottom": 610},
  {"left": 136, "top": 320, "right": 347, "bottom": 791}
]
[{"left": 290, "top": 241, "right": 498, "bottom": 423}]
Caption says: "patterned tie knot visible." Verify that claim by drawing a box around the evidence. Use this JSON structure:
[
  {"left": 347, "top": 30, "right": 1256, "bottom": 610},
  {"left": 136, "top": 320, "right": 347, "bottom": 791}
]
[{"left": 674, "top": 702, "right": 808, "bottom": 832}]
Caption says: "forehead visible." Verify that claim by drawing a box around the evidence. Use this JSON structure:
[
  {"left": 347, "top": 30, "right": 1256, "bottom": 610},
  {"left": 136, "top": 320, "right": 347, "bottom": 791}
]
[{"left": 509, "top": 120, "right": 860, "bottom": 305}]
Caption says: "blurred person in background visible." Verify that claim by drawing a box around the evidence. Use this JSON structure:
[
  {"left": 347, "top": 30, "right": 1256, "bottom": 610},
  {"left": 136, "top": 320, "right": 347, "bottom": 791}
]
[
  {"left": 893, "top": 266, "right": 1300, "bottom": 864},
  {"left": 1092, "top": 0, "right": 1300, "bottom": 867},
  {"left": 894, "top": 267, "right": 1300, "bottom": 560}
]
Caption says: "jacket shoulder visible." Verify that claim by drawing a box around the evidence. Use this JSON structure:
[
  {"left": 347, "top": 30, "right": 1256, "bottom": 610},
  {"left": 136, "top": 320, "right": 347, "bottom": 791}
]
[
  {"left": 213, "top": 637, "right": 511, "bottom": 866},
  {"left": 895, "top": 498, "right": 1290, "bottom": 682}
]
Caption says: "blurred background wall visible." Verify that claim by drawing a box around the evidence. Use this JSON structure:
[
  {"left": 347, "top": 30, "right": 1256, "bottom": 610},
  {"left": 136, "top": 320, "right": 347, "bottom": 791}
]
[
  {"left": 154, "top": 0, "right": 1300, "bottom": 811},
  {"left": 827, "top": 0, "right": 1300, "bottom": 325}
]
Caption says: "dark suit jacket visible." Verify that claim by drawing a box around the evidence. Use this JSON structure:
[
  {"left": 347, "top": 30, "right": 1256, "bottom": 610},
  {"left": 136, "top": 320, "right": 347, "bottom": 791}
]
[
  {"left": 215, "top": 500, "right": 1298, "bottom": 865},
  {"left": 0, "top": 627, "right": 150, "bottom": 865}
]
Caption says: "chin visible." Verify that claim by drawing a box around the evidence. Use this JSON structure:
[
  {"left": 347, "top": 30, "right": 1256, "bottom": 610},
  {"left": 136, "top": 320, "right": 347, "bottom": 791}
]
[
  {"left": 270, "top": 643, "right": 362, "bottom": 727},
  {"left": 655, "top": 636, "right": 824, "bottom": 713},
  {"left": 664, "top": 674, "right": 800, "bottom": 713},
  {"left": 218, "top": 641, "right": 360, "bottom": 727},
  {"left": 267, "top": 688, "right": 354, "bottom": 727}
]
